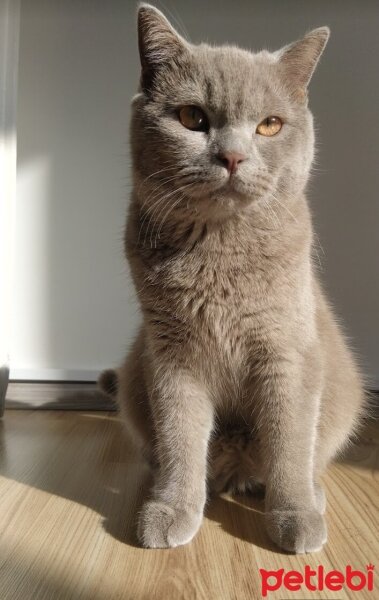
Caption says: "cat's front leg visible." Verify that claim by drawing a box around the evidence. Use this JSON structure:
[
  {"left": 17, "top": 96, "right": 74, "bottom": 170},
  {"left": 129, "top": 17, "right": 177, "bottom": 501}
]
[
  {"left": 256, "top": 354, "right": 327, "bottom": 554},
  {"left": 137, "top": 368, "right": 213, "bottom": 548}
]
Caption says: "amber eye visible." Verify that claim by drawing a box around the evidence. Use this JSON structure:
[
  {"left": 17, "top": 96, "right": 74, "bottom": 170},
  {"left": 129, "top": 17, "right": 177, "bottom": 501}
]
[
  {"left": 256, "top": 116, "right": 282, "bottom": 137},
  {"left": 178, "top": 106, "right": 209, "bottom": 132}
]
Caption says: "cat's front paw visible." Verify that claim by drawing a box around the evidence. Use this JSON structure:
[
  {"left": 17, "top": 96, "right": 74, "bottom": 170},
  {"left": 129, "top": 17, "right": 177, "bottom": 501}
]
[
  {"left": 266, "top": 509, "right": 327, "bottom": 554},
  {"left": 137, "top": 500, "right": 203, "bottom": 548}
]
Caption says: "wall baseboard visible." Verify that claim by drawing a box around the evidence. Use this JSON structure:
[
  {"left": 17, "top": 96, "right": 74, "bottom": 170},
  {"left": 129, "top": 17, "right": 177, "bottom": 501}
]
[
  {"left": 0, "top": 365, "right": 9, "bottom": 417},
  {"left": 5, "top": 381, "right": 117, "bottom": 411},
  {"left": 9, "top": 368, "right": 103, "bottom": 382},
  {"left": 4, "top": 378, "right": 378, "bottom": 413}
]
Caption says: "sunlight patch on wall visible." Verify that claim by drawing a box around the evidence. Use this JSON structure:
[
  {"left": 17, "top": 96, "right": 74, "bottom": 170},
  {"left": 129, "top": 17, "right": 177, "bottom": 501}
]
[
  {"left": 10, "top": 156, "right": 52, "bottom": 372},
  {"left": 0, "top": 131, "right": 17, "bottom": 368}
]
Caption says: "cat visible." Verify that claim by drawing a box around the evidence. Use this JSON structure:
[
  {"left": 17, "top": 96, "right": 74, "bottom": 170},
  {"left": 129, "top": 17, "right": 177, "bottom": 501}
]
[{"left": 99, "top": 4, "right": 366, "bottom": 553}]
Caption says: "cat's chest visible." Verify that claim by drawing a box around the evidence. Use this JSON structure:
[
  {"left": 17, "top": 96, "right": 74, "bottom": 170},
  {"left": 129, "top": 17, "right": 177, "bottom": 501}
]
[{"left": 151, "top": 247, "right": 274, "bottom": 343}]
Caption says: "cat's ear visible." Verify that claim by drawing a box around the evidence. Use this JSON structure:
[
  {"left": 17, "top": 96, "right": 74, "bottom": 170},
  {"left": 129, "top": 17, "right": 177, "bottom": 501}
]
[
  {"left": 137, "top": 4, "right": 189, "bottom": 92},
  {"left": 277, "top": 27, "right": 330, "bottom": 101}
]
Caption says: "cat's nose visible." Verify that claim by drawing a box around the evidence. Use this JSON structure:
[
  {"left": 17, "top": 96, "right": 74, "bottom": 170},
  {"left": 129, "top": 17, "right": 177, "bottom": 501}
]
[{"left": 216, "top": 151, "right": 247, "bottom": 175}]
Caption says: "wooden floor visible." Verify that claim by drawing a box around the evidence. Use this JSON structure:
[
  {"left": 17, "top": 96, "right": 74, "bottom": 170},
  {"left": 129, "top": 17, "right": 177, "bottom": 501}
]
[{"left": 0, "top": 410, "right": 377, "bottom": 600}]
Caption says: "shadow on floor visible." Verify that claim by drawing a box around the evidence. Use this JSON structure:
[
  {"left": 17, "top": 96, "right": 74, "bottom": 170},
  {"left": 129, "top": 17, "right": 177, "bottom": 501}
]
[
  {"left": 205, "top": 492, "right": 285, "bottom": 553},
  {"left": 0, "top": 407, "right": 378, "bottom": 554}
]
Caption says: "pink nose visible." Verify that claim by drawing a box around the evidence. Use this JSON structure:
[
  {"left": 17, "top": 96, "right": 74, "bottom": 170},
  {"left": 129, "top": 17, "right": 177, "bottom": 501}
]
[{"left": 217, "top": 151, "right": 247, "bottom": 174}]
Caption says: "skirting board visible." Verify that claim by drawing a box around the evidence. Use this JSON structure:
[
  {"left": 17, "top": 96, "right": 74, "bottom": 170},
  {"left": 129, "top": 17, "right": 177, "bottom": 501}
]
[
  {"left": 0, "top": 365, "right": 9, "bottom": 417},
  {"left": 5, "top": 381, "right": 117, "bottom": 411},
  {"left": 4, "top": 380, "right": 379, "bottom": 413},
  {"left": 10, "top": 369, "right": 379, "bottom": 390},
  {"left": 9, "top": 368, "right": 102, "bottom": 382}
]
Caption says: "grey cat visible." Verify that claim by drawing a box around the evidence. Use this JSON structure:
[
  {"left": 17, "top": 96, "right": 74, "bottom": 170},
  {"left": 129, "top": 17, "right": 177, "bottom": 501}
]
[{"left": 99, "top": 4, "right": 366, "bottom": 553}]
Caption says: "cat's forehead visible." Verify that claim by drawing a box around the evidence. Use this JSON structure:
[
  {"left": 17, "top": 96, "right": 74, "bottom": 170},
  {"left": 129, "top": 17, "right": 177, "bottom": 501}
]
[{"left": 164, "top": 44, "right": 287, "bottom": 122}]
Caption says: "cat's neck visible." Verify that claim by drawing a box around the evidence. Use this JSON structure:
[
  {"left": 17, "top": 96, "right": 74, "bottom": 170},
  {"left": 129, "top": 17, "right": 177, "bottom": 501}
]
[{"left": 129, "top": 189, "right": 312, "bottom": 266}]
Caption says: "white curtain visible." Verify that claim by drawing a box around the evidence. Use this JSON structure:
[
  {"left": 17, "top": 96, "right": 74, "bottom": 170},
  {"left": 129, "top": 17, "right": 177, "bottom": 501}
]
[{"left": 0, "top": 0, "right": 20, "bottom": 414}]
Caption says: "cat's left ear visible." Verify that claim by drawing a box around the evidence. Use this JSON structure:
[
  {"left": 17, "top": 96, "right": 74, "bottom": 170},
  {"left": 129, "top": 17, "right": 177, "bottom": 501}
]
[{"left": 277, "top": 27, "right": 330, "bottom": 101}]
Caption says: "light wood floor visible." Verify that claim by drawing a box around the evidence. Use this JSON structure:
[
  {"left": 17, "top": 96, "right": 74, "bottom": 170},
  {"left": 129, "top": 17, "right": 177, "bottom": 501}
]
[{"left": 0, "top": 410, "right": 378, "bottom": 600}]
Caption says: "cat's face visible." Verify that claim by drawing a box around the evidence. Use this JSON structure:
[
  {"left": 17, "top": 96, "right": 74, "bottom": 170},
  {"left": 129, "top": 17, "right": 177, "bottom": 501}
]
[{"left": 131, "top": 5, "right": 329, "bottom": 223}]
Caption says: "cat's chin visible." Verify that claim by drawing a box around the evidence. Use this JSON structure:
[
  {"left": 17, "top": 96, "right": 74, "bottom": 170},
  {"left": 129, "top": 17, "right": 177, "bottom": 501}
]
[
  {"left": 189, "top": 177, "right": 267, "bottom": 205},
  {"left": 184, "top": 177, "right": 271, "bottom": 220},
  {"left": 191, "top": 191, "right": 256, "bottom": 222},
  {"left": 214, "top": 191, "right": 253, "bottom": 212}
]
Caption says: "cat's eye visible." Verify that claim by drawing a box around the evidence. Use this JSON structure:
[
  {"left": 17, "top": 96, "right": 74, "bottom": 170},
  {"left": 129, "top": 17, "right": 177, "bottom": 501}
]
[
  {"left": 256, "top": 116, "right": 282, "bottom": 137},
  {"left": 178, "top": 106, "right": 209, "bottom": 132}
]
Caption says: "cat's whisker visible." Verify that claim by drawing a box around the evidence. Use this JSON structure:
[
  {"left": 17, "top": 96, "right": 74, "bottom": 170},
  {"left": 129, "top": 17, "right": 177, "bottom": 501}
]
[
  {"left": 314, "top": 232, "right": 325, "bottom": 256},
  {"left": 257, "top": 193, "right": 280, "bottom": 230},
  {"left": 271, "top": 192, "right": 298, "bottom": 223},
  {"left": 139, "top": 172, "right": 187, "bottom": 207},
  {"left": 138, "top": 178, "right": 192, "bottom": 245},
  {"left": 141, "top": 193, "right": 173, "bottom": 247},
  {"left": 149, "top": 182, "right": 195, "bottom": 247},
  {"left": 138, "top": 193, "right": 168, "bottom": 245},
  {"left": 312, "top": 232, "right": 325, "bottom": 270},
  {"left": 136, "top": 165, "right": 180, "bottom": 194},
  {"left": 142, "top": 185, "right": 189, "bottom": 248},
  {"left": 153, "top": 194, "right": 186, "bottom": 248},
  {"left": 139, "top": 170, "right": 199, "bottom": 214}
]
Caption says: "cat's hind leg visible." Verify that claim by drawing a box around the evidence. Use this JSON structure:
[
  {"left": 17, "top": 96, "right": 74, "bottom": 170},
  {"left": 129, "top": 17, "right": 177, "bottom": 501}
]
[
  {"left": 208, "top": 427, "right": 265, "bottom": 496},
  {"left": 98, "top": 327, "right": 154, "bottom": 463}
]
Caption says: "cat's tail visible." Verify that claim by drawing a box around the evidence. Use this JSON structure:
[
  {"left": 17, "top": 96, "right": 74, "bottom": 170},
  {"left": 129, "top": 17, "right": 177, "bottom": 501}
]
[{"left": 98, "top": 368, "right": 119, "bottom": 398}]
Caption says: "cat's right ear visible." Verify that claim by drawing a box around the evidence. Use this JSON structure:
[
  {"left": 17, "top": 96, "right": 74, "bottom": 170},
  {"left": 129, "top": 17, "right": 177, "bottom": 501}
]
[{"left": 137, "top": 4, "right": 189, "bottom": 92}]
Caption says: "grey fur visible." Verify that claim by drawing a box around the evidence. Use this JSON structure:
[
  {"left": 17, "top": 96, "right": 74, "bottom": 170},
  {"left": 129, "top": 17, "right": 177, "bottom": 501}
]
[{"left": 99, "top": 4, "right": 366, "bottom": 553}]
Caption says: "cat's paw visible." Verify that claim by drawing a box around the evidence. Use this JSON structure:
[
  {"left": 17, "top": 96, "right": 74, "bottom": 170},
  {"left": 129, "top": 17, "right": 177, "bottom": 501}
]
[
  {"left": 137, "top": 500, "right": 203, "bottom": 548},
  {"left": 266, "top": 509, "right": 327, "bottom": 554}
]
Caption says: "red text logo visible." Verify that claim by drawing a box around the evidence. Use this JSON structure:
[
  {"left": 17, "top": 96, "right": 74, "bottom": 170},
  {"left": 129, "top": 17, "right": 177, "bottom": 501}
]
[{"left": 259, "top": 564, "right": 374, "bottom": 597}]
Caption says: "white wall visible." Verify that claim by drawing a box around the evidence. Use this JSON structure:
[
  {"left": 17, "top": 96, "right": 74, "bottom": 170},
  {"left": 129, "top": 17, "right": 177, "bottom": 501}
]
[
  {"left": 12, "top": 0, "right": 139, "bottom": 380},
  {"left": 12, "top": 0, "right": 379, "bottom": 385}
]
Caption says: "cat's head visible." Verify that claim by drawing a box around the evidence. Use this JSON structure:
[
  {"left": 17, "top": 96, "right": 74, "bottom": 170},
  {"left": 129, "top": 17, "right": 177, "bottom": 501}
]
[{"left": 131, "top": 4, "right": 329, "bottom": 225}]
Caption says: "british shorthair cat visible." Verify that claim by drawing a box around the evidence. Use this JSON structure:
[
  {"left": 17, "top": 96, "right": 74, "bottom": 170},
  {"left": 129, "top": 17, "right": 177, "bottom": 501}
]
[{"left": 99, "top": 4, "right": 366, "bottom": 553}]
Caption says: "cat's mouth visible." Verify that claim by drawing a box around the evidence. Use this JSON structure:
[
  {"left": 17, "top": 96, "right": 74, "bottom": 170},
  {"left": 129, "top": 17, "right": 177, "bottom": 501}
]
[
  {"left": 207, "top": 176, "right": 268, "bottom": 204},
  {"left": 182, "top": 169, "right": 273, "bottom": 208},
  {"left": 224, "top": 175, "right": 248, "bottom": 194},
  {"left": 185, "top": 174, "right": 246, "bottom": 199}
]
